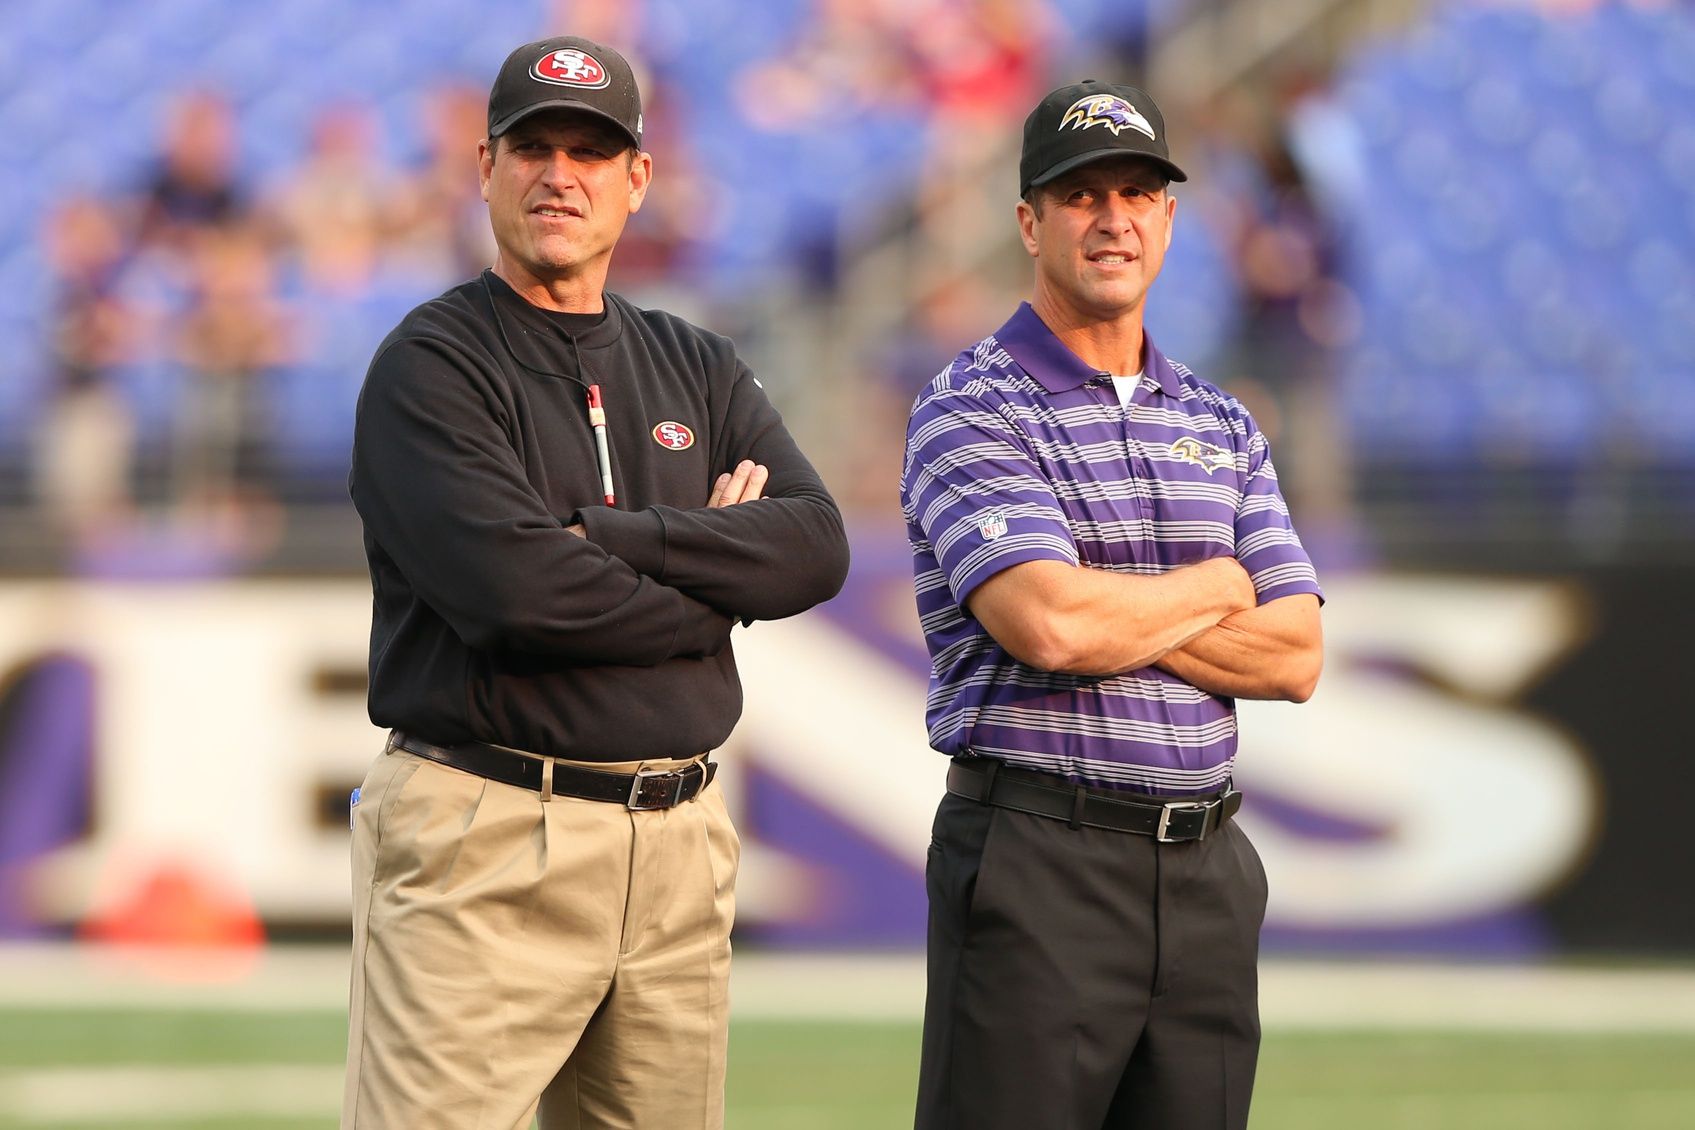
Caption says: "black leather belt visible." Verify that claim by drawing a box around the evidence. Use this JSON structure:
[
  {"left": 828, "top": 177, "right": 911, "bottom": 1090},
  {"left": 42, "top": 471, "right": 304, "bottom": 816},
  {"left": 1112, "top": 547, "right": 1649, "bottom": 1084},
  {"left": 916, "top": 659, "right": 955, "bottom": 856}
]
[
  {"left": 946, "top": 757, "right": 1240, "bottom": 841},
  {"left": 395, "top": 733, "right": 715, "bottom": 810}
]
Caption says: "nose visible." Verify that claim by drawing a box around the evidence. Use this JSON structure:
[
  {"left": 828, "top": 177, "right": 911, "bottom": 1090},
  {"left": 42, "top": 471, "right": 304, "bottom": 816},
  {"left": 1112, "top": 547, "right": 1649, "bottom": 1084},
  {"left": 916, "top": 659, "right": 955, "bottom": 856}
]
[
  {"left": 1095, "top": 194, "right": 1135, "bottom": 235},
  {"left": 540, "top": 148, "right": 579, "bottom": 191}
]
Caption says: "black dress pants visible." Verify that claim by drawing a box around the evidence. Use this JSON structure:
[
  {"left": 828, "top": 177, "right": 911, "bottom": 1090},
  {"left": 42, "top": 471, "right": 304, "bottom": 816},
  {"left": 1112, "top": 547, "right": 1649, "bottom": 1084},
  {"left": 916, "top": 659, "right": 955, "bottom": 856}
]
[{"left": 914, "top": 790, "right": 1268, "bottom": 1130}]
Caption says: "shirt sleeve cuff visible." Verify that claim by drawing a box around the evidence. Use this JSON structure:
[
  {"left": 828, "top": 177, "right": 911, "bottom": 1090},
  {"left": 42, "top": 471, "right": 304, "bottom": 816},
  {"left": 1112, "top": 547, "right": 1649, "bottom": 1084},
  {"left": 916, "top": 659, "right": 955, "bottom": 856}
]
[
  {"left": 1255, "top": 576, "right": 1325, "bottom": 606},
  {"left": 575, "top": 506, "right": 667, "bottom": 581},
  {"left": 952, "top": 540, "right": 1080, "bottom": 607}
]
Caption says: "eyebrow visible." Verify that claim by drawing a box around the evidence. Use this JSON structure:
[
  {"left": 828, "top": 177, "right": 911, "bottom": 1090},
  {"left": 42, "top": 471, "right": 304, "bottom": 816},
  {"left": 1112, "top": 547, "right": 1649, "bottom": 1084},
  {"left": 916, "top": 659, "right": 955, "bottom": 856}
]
[{"left": 1052, "top": 175, "right": 1167, "bottom": 195}]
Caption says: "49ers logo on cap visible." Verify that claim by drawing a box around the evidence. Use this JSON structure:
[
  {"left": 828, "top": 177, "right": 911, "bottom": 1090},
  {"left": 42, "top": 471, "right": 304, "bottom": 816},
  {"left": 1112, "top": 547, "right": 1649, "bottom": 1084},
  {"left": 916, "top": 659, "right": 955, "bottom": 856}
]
[
  {"left": 532, "top": 48, "right": 610, "bottom": 89},
  {"left": 652, "top": 421, "right": 695, "bottom": 451}
]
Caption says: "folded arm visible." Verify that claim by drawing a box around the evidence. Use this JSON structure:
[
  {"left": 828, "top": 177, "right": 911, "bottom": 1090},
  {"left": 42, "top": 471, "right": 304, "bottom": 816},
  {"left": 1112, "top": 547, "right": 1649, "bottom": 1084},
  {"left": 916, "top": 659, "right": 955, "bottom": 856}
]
[
  {"left": 1154, "top": 592, "right": 1322, "bottom": 701},
  {"left": 574, "top": 362, "right": 850, "bottom": 621},
  {"left": 351, "top": 338, "right": 732, "bottom": 665},
  {"left": 966, "top": 556, "right": 1258, "bottom": 676}
]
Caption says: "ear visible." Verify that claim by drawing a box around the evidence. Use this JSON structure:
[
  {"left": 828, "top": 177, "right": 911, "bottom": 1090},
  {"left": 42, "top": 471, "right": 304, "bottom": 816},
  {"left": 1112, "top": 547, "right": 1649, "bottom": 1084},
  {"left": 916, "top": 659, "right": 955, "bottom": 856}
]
[
  {"left": 1016, "top": 198, "right": 1039, "bottom": 258},
  {"left": 626, "top": 150, "right": 653, "bottom": 214},
  {"left": 478, "top": 138, "right": 495, "bottom": 204},
  {"left": 1162, "top": 193, "right": 1176, "bottom": 252}
]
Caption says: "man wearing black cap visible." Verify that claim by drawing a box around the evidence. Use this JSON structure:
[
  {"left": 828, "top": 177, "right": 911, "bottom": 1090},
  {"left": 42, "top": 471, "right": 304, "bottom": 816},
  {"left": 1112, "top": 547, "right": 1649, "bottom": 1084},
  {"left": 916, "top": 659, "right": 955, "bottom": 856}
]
[
  {"left": 900, "top": 81, "right": 1323, "bottom": 1129},
  {"left": 341, "top": 36, "right": 849, "bottom": 1130}
]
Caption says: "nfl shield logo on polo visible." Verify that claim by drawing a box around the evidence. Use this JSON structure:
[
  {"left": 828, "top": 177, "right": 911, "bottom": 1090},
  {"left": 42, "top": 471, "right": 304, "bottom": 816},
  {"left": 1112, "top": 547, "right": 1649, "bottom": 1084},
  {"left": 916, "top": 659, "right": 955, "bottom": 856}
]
[{"left": 977, "top": 511, "right": 1008, "bottom": 541}]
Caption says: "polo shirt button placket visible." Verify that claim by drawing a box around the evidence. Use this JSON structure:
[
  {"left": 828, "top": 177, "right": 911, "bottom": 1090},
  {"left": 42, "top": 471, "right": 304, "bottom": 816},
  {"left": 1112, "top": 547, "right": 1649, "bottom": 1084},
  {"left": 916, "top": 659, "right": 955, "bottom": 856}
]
[{"left": 1114, "top": 375, "right": 1155, "bottom": 529}]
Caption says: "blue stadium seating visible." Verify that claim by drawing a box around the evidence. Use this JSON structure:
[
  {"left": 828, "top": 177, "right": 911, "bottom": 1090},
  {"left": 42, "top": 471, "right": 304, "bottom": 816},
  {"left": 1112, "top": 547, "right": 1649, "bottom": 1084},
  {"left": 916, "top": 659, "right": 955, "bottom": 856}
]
[
  {"left": 1327, "top": 0, "right": 1695, "bottom": 463},
  {"left": 1, "top": 0, "right": 1173, "bottom": 453},
  {"left": 3, "top": 0, "right": 1690, "bottom": 488}
]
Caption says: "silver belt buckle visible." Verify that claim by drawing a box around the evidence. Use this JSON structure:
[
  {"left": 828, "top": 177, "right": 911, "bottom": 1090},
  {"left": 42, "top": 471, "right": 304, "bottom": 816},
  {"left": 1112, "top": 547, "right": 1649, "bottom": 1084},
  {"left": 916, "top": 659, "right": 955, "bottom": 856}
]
[
  {"left": 1155, "top": 799, "right": 1212, "bottom": 843},
  {"left": 627, "top": 767, "right": 689, "bottom": 810}
]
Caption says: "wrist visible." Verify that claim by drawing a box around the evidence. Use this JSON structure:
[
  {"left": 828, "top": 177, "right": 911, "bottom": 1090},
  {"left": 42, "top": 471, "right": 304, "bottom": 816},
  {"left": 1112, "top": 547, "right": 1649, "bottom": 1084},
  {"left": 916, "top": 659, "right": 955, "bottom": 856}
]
[
  {"left": 576, "top": 506, "right": 666, "bottom": 579},
  {"left": 1202, "top": 556, "right": 1255, "bottom": 614}
]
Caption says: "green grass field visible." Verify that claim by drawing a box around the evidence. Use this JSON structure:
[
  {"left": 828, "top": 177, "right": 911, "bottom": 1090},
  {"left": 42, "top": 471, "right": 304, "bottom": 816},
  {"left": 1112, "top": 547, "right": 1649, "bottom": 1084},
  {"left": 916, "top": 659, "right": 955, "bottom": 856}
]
[{"left": 2, "top": 1009, "right": 1693, "bottom": 1128}]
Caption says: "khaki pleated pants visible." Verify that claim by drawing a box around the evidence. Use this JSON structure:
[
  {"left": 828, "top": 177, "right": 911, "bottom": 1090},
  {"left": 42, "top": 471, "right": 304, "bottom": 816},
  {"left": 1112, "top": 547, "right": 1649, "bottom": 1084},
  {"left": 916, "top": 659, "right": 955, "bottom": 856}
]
[{"left": 341, "top": 741, "right": 739, "bottom": 1130}]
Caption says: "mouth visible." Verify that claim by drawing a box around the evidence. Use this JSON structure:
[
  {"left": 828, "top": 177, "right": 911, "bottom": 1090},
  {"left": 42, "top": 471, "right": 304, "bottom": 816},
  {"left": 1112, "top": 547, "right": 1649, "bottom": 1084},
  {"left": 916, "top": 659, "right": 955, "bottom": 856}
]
[
  {"left": 532, "top": 204, "right": 583, "bottom": 220},
  {"left": 1087, "top": 250, "right": 1137, "bottom": 265}
]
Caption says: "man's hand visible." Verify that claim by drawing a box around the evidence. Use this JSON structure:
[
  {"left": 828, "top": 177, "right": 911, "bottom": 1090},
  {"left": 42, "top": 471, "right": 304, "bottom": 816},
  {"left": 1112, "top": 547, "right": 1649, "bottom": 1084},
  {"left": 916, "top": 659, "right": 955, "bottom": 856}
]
[
  {"left": 1156, "top": 592, "right": 1322, "bottom": 701},
  {"left": 709, "top": 460, "right": 768, "bottom": 507},
  {"left": 1203, "top": 554, "right": 1259, "bottom": 615}
]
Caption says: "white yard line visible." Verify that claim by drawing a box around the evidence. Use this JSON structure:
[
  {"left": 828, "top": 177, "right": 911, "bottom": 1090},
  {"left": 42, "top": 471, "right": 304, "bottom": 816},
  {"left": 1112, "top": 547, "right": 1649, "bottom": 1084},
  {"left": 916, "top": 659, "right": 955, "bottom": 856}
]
[
  {"left": 1, "top": 944, "right": 1693, "bottom": 1031},
  {"left": 0, "top": 1064, "right": 343, "bottom": 1123},
  {"left": 1259, "top": 960, "right": 1695, "bottom": 1033},
  {"left": 0, "top": 943, "right": 350, "bottom": 1010}
]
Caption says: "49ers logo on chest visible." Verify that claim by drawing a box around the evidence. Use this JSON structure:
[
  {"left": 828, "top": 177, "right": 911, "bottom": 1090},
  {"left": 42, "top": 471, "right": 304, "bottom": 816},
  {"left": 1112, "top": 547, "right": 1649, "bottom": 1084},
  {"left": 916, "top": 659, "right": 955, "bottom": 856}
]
[
  {"left": 532, "top": 48, "right": 610, "bottom": 89},
  {"left": 652, "top": 421, "right": 695, "bottom": 451}
]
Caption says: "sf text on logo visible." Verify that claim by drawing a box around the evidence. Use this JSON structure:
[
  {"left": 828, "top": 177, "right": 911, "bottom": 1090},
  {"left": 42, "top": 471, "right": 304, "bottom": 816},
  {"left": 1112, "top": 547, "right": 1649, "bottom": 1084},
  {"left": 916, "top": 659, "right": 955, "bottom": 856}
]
[
  {"left": 533, "top": 49, "right": 610, "bottom": 89},
  {"left": 652, "top": 421, "right": 695, "bottom": 451}
]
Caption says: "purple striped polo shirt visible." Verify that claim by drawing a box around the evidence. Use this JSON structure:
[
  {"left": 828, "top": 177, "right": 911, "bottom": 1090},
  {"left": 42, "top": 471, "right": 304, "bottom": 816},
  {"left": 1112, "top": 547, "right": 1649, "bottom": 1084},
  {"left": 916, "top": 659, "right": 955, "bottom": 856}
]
[{"left": 900, "top": 303, "right": 1323, "bottom": 795}]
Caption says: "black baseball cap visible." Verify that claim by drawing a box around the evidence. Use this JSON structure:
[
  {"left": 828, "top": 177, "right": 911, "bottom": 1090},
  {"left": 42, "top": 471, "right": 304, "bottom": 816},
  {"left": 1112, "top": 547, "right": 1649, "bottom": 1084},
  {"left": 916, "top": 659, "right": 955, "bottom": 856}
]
[
  {"left": 1019, "top": 80, "right": 1187, "bottom": 197},
  {"left": 487, "top": 36, "right": 643, "bottom": 148}
]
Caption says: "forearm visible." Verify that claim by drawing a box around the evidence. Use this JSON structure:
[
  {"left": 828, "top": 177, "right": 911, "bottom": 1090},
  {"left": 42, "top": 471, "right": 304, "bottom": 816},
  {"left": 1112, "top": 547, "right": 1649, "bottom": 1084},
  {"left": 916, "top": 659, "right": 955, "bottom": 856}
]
[
  {"left": 1155, "top": 594, "right": 1323, "bottom": 701},
  {"left": 574, "top": 479, "right": 849, "bottom": 620},
  {"left": 575, "top": 397, "right": 850, "bottom": 619},
  {"left": 969, "top": 556, "right": 1256, "bottom": 676},
  {"left": 352, "top": 342, "right": 731, "bottom": 665},
  {"left": 363, "top": 490, "right": 733, "bottom": 663}
]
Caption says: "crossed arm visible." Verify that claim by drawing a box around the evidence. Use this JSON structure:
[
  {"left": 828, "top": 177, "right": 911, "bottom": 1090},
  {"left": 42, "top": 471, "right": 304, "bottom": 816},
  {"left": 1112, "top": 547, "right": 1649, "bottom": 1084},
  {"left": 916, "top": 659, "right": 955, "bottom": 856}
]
[
  {"left": 966, "top": 557, "right": 1322, "bottom": 701},
  {"left": 1154, "top": 590, "right": 1321, "bottom": 701},
  {"left": 353, "top": 338, "right": 846, "bottom": 667},
  {"left": 569, "top": 459, "right": 769, "bottom": 530}
]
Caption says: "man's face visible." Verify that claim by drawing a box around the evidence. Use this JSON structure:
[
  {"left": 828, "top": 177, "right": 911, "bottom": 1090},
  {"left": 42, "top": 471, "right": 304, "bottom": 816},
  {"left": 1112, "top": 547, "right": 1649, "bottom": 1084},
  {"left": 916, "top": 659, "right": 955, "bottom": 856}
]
[
  {"left": 478, "top": 112, "right": 651, "bottom": 292},
  {"left": 1017, "top": 157, "right": 1176, "bottom": 325}
]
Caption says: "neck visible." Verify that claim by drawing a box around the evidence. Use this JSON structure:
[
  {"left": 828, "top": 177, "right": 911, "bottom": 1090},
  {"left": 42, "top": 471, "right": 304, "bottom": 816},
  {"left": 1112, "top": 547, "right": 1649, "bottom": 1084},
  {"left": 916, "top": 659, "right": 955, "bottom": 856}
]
[
  {"left": 492, "top": 257, "right": 608, "bottom": 314},
  {"left": 1029, "top": 291, "right": 1145, "bottom": 375}
]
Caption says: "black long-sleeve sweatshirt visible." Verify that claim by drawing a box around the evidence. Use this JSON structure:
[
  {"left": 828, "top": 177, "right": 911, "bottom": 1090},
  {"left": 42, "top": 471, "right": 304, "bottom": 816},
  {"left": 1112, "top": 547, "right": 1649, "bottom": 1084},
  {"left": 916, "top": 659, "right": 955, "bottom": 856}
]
[{"left": 349, "top": 270, "right": 850, "bottom": 760}]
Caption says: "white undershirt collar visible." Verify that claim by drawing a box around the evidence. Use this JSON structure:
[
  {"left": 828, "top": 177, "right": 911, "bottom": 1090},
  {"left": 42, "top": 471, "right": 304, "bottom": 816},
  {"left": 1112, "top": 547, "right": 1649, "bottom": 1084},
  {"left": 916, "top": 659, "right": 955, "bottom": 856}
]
[{"left": 1109, "top": 371, "right": 1145, "bottom": 408}]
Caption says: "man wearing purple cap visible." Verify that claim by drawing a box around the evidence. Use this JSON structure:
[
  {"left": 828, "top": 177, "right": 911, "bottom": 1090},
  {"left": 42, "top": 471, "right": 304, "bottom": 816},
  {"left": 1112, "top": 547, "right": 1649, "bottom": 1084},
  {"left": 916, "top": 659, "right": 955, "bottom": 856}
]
[
  {"left": 341, "top": 36, "right": 848, "bottom": 1130},
  {"left": 900, "top": 80, "right": 1324, "bottom": 1129}
]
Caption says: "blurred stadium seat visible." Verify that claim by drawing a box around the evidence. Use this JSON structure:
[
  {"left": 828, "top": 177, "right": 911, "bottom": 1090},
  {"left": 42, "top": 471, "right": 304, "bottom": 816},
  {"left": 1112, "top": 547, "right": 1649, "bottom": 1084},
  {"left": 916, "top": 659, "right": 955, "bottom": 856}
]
[
  {"left": 0, "top": 0, "right": 1690, "bottom": 564},
  {"left": 1328, "top": 2, "right": 1695, "bottom": 470}
]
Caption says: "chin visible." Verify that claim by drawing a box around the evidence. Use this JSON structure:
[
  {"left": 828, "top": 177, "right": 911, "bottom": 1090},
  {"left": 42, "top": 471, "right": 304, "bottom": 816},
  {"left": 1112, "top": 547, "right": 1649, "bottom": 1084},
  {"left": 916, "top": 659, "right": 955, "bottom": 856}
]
[{"left": 1083, "top": 289, "right": 1147, "bottom": 316}]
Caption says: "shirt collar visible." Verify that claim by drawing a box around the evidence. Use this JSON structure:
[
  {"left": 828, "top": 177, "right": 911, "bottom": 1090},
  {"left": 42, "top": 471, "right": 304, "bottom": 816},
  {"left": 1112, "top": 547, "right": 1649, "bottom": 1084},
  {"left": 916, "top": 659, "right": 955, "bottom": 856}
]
[
  {"left": 995, "top": 302, "right": 1182, "bottom": 400},
  {"left": 482, "top": 268, "right": 625, "bottom": 353}
]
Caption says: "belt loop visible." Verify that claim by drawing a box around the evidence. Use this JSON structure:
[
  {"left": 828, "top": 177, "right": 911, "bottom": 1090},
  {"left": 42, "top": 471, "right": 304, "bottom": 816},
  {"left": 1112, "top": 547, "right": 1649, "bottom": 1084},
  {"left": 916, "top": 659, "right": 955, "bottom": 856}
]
[
  {"left": 1068, "top": 785, "right": 1086, "bottom": 830},
  {"left": 978, "top": 758, "right": 1002, "bottom": 805},
  {"left": 539, "top": 758, "right": 554, "bottom": 803}
]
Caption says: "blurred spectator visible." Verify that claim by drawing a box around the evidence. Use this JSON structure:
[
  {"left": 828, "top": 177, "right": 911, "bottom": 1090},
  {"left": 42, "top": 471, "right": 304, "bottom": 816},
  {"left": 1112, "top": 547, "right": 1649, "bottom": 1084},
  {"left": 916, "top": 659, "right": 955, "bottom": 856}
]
[
  {"left": 172, "top": 225, "right": 294, "bottom": 512},
  {"left": 907, "top": 0, "right": 1051, "bottom": 125},
  {"left": 544, "top": 0, "right": 641, "bottom": 45},
  {"left": 388, "top": 83, "right": 494, "bottom": 280},
  {"left": 36, "top": 198, "right": 139, "bottom": 549},
  {"left": 609, "top": 73, "right": 729, "bottom": 306},
  {"left": 735, "top": 0, "right": 919, "bottom": 130},
  {"left": 835, "top": 269, "right": 1015, "bottom": 518},
  {"left": 136, "top": 90, "right": 248, "bottom": 256},
  {"left": 908, "top": 0, "right": 1055, "bottom": 270},
  {"left": 1213, "top": 78, "right": 1363, "bottom": 561},
  {"left": 266, "top": 102, "right": 391, "bottom": 295}
]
